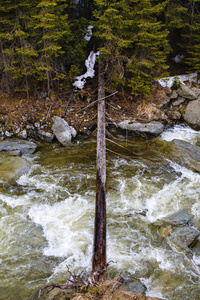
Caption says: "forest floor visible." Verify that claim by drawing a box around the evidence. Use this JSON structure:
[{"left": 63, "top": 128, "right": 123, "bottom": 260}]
[{"left": 0, "top": 82, "right": 171, "bottom": 137}]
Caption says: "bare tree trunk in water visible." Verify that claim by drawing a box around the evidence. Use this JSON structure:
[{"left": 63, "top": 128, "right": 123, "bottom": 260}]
[{"left": 92, "top": 62, "right": 106, "bottom": 279}]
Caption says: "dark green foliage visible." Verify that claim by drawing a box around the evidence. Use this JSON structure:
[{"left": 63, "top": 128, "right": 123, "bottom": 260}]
[
  {"left": 0, "top": 0, "right": 89, "bottom": 96},
  {"left": 184, "top": 0, "right": 200, "bottom": 75},
  {"left": 0, "top": 0, "right": 200, "bottom": 97},
  {"left": 93, "top": 0, "right": 170, "bottom": 97}
]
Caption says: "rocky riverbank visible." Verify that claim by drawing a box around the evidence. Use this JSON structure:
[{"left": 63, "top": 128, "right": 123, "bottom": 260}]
[{"left": 0, "top": 80, "right": 200, "bottom": 144}]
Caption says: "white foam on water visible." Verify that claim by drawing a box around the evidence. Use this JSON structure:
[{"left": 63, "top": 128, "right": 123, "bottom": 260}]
[
  {"left": 0, "top": 191, "right": 32, "bottom": 208},
  {"left": 161, "top": 124, "right": 200, "bottom": 144},
  {"left": 28, "top": 195, "right": 94, "bottom": 261},
  {"left": 146, "top": 162, "right": 200, "bottom": 221}
]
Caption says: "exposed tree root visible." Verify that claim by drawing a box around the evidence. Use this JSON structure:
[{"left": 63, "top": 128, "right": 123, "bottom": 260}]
[{"left": 38, "top": 266, "right": 166, "bottom": 300}]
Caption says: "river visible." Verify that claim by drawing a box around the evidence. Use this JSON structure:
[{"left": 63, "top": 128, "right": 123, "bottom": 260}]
[{"left": 0, "top": 125, "right": 200, "bottom": 300}]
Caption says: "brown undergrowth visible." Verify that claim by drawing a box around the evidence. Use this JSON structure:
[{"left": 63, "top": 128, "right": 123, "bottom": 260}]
[
  {"left": 38, "top": 267, "right": 165, "bottom": 300},
  {"left": 0, "top": 84, "right": 168, "bottom": 137}
]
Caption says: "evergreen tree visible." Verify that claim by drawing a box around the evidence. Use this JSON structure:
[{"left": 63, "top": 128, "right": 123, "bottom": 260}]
[
  {"left": 93, "top": 0, "right": 170, "bottom": 97},
  {"left": 33, "top": 0, "right": 71, "bottom": 96},
  {"left": 0, "top": 0, "right": 20, "bottom": 95},
  {"left": 184, "top": 0, "right": 200, "bottom": 76},
  {"left": 0, "top": 0, "right": 39, "bottom": 96}
]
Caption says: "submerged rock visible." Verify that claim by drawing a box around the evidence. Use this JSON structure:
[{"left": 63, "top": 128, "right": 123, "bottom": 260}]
[
  {"left": 155, "top": 209, "right": 200, "bottom": 250},
  {"left": 169, "top": 226, "right": 200, "bottom": 249},
  {"left": 0, "top": 152, "right": 31, "bottom": 183},
  {"left": 155, "top": 209, "right": 193, "bottom": 227},
  {"left": 171, "top": 139, "right": 200, "bottom": 172},
  {"left": 190, "top": 237, "right": 200, "bottom": 255},
  {"left": 123, "top": 278, "right": 147, "bottom": 295},
  {"left": 52, "top": 116, "right": 77, "bottom": 146},
  {"left": 118, "top": 120, "right": 164, "bottom": 135},
  {"left": 0, "top": 138, "right": 37, "bottom": 155}
]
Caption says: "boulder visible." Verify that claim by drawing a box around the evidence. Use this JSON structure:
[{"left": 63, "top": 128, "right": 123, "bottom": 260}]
[
  {"left": 155, "top": 209, "right": 193, "bottom": 227},
  {"left": 169, "top": 226, "right": 200, "bottom": 249},
  {"left": 0, "top": 152, "right": 31, "bottom": 183},
  {"left": 177, "top": 84, "right": 197, "bottom": 100},
  {"left": 170, "top": 139, "right": 200, "bottom": 172},
  {"left": 52, "top": 116, "right": 77, "bottom": 146},
  {"left": 0, "top": 138, "right": 37, "bottom": 155},
  {"left": 118, "top": 121, "right": 164, "bottom": 135},
  {"left": 183, "top": 99, "right": 200, "bottom": 129}
]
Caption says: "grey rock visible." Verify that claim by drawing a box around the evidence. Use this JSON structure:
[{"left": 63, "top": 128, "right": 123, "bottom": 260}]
[
  {"left": 171, "top": 139, "right": 200, "bottom": 172},
  {"left": 177, "top": 84, "right": 197, "bottom": 100},
  {"left": 191, "top": 87, "right": 200, "bottom": 98},
  {"left": 169, "top": 226, "right": 200, "bottom": 249},
  {"left": 118, "top": 120, "right": 164, "bottom": 135},
  {"left": 156, "top": 98, "right": 170, "bottom": 109},
  {"left": 15, "top": 128, "right": 20, "bottom": 134},
  {"left": 167, "top": 110, "right": 181, "bottom": 120},
  {"left": 172, "top": 96, "right": 186, "bottom": 106},
  {"left": 190, "top": 237, "right": 200, "bottom": 255},
  {"left": 70, "top": 126, "right": 77, "bottom": 138},
  {"left": 170, "top": 90, "right": 178, "bottom": 100},
  {"left": 123, "top": 278, "right": 147, "bottom": 295},
  {"left": 26, "top": 125, "right": 34, "bottom": 130},
  {"left": 155, "top": 209, "right": 193, "bottom": 227},
  {"left": 34, "top": 122, "right": 40, "bottom": 128},
  {"left": 19, "top": 129, "right": 27, "bottom": 139},
  {"left": 183, "top": 99, "right": 200, "bottom": 129},
  {"left": 0, "top": 152, "right": 31, "bottom": 183},
  {"left": 52, "top": 116, "right": 77, "bottom": 146},
  {"left": 38, "top": 130, "right": 55, "bottom": 143},
  {"left": 0, "top": 138, "right": 37, "bottom": 155},
  {"left": 5, "top": 131, "right": 13, "bottom": 137}
]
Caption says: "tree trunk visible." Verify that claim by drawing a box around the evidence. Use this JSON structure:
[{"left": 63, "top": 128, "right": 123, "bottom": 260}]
[{"left": 92, "top": 62, "right": 106, "bottom": 277}]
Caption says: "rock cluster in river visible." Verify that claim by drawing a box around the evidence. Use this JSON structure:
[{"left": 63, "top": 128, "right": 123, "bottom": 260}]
[
  {"left": 155, "top": 210, "right": 200, "bottom": 250},
  {"left": 119, "top": 82, "right": 200, "bottom": 135}
]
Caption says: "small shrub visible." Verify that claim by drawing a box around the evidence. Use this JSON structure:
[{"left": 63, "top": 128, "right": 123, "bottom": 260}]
[{"left": 172, "top": 76, "right": 181, "bottom": 89}]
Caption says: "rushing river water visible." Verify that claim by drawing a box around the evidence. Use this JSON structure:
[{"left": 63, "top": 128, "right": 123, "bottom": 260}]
[{"left": 1, "top": 125, "right": 200, "bottom": 300}]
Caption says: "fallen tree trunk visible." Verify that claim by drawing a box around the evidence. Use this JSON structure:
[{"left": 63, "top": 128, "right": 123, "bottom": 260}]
[{"left": 92, "top": 62, "right": 107, "bottom": 277}]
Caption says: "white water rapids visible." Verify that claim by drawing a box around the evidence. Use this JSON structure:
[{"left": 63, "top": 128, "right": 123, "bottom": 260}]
[{"left": 0, "top": 125, "right": 200, "bottom": 299}]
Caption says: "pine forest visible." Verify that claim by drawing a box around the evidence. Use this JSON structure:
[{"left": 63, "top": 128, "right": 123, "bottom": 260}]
[{"left": 0, "top": 0, "right": 200, "bottom": 98}]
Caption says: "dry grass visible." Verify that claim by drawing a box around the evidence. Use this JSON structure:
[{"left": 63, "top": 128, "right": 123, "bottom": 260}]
[
  {"left": 72, "top": 277, "right": 164, "bottom": 300},
  {"left": 136, "top": 103, "right": 161, "bottom": 121}
]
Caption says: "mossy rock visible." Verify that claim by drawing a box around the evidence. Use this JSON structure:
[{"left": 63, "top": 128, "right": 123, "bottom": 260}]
[{"left": 0, "top": 152, "right": 31, "bottom": 183}]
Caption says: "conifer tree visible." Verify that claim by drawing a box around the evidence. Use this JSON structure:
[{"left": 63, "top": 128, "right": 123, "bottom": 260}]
[
  {"left": 93, "top": 0, "right": 170, "bottom": 97},
  {"left": 0, "top": 0, "right": 39, "bottom": 96},
  {"left": 184, "top": 0, "right": 200, "bottom": 76},
  {"left": 33, "top": 0, "right": 71, "bottom": 96}
]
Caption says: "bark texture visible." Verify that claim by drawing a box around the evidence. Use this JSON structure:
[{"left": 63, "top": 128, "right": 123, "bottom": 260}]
[{"left": 92, "top": 62, "right": 106, "bottom": 275}]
